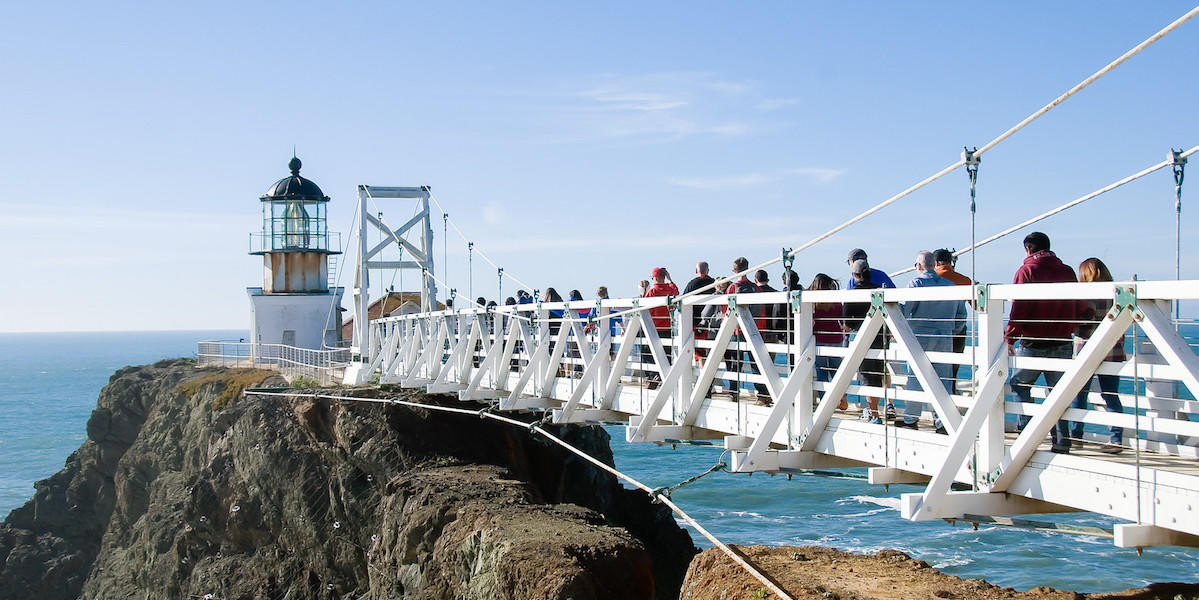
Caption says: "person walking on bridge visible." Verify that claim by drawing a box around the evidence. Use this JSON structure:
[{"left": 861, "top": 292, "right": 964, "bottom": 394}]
[
  {"left": 723, "top": 258, "right": 768, "bottom": 401},
  {"left": 846, "top": 248, "right": 896, "bottom": 290},
  {"left": 643, "top": 267, "right": 678, "bottom": 388},
  {"left": 845, "top": 259, "right": 887, "bottom": 423},
  {"left": 684, "top": 261, "right": 716, "bottom": 360},
  {"left": 1005, "top": 232, "right": 1081, "bottom": 454},
  {"left": 896, "top": 251, "right": 965, "bottom": 432},
  {"left": 933, "top": 248, "right": 973, "bottom": 393}
]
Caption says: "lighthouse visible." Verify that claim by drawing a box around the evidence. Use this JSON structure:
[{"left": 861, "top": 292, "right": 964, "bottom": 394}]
[{"left": 246, "top": 157, "right": 344, "bottom": 350}]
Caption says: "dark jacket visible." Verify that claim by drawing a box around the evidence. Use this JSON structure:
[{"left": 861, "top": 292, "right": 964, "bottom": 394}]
[
  {"left": 1004, "top": 250, "right": 1081, "bottom": 346},
  {"left": 757, "top": 283, "right": 786, "bottom": 342},
  {"left": 845, "top": 280, "right": 886, "bottom": 350},
  {"left": 683, "top": 275, "right": 716, "bottom": 330}
]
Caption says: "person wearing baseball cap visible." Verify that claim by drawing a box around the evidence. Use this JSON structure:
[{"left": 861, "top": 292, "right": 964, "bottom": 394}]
[
  {"left": 846, "top": 248, "right": 896, "bottom": 290},
  {"left": 642, "top": 267, "right": 678, "bottom": 388}
]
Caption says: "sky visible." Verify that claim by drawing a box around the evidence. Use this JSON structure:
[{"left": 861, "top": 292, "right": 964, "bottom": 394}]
[{"left": 2, "top": 2, "right": 1197, "bottom": 332}]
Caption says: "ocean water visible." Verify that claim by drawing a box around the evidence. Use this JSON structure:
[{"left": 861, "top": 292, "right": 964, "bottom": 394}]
[{"left": 0, "top": 331, "right": 1195, "bottom": 592}]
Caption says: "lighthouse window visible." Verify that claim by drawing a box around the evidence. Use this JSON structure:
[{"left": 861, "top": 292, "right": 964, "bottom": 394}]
[{"left": 263, "top": 201, "right": 328, "bottom": 251}]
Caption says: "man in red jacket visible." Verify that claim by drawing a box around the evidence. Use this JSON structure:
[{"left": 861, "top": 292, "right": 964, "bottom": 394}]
[
  {"left": 1005, "top": 232, "right": 1080, "bottom": 453},
  {"left": 643, "top": 267, "right": 679, "bottom": 387}
]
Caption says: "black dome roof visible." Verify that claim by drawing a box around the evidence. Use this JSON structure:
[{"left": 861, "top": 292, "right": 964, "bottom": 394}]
[{"left": 261, "top": 157, "right": 329, "bottom": 202}]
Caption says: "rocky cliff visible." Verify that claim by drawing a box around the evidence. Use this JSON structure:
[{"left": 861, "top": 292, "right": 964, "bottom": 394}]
[{"left": 0, "top": 360, "right": 697, "bottom": 599}]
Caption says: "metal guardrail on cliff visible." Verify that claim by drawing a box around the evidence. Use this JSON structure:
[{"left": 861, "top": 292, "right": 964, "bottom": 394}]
[{"left": 196, "top": 341, "right": 350, "bottom": 385}]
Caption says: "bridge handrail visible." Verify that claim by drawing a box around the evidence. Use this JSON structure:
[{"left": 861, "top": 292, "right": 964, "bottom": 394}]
[{"left": 376, "top": 280, "right": 1199, "bottom": 325}]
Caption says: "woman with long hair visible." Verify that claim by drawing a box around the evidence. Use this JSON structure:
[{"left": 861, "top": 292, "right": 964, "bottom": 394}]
[
  {"left": 542, "top": 287, "right": 564, "bottom": 336},
  {"left": 1072, "top": 257, "right": 1126, "bottom": 453},
  {"left": 809, "top": 273, "right": 848, "bottom": 410}
]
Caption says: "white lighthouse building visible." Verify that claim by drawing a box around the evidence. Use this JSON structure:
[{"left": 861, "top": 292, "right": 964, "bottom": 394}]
[{"left": 247, "top": 157, "right": 344, "bottom": 350}]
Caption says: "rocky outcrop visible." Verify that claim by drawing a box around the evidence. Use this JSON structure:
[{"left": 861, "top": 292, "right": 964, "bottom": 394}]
[
  {"left": 678, "top": 546, "right": 1199, "bottom": 600},
  {"left": 0, "top": 361, "right": 696, "bottom": 599}
]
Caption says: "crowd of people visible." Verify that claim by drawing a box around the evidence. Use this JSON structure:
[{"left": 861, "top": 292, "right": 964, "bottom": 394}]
[{"left": 451, "top": 231, "right": 1124, "bottom": 455}]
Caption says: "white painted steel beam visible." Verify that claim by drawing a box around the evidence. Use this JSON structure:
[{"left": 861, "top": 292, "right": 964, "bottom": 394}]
[{"left": 366, "top": 280, "right": 1199, "bottom": 547}]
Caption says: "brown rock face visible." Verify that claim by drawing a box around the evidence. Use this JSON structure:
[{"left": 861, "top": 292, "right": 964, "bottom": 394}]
[
  {"left": 0, "top": 361, "right": 696, "bottom": 599},
  {"left": 678, "top": 546, "right": 1199, "bottom": 600}
]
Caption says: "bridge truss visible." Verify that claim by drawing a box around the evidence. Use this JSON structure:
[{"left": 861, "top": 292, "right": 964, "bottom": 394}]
[{"left": 365, "top": 280, "right": 1199, "bottom": 549}]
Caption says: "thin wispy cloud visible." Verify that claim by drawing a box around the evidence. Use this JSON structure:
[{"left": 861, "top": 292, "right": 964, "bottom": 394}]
[
  {"left": 666, "top": 173, "right": 777, "bottom": 190},
  {"left": 481, "top": 201, "right": 508, "bottom": 225},
  {"left": 665, "top": 166, "right": 848, "bottom": 190},
  {"left": 549, "top": 72, "right": 774, "bottom": 144},
  {"left": 757, "top": 97, "right": 801, "bottom": 111},
  {"left": 787, "top": 167, "right": 848, "bottom": 183}
]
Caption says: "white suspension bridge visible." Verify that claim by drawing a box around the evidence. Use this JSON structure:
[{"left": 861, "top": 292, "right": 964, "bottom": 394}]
[{"left": 200, "top": 5, "right": 1199, "bottom": 570}]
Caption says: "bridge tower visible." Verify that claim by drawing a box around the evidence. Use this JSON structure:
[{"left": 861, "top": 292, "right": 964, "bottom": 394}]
[
  {"left": 342, "top": 184, "right": 436, "bottom": 384},
  {"left": 246, "top": 156, "right": 344, "bottom": 350}
]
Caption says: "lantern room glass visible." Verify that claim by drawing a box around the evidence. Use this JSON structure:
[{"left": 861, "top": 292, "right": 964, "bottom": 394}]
[{"left": 262, "top": 200, "right": 329, "bottom": 251}]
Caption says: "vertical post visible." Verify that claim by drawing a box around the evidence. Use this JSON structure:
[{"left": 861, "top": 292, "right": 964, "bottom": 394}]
[
  {"left": 421, "top": 189, "right": 437, "bottom": 312},
  {"left": 354, "top": 186, "right": 372, "bottom": 359},
  {"left": 975, "top": 286, "right": 1006, "bottom": 490},
  {"left": 676, "top": 301, "right": 695, "bottom": 423},
  {"left": 795, "top": 292, "right": 814, "bottom": 446},
  {"left": 596, "top": 302, "right": 611, "bottom": 405}
]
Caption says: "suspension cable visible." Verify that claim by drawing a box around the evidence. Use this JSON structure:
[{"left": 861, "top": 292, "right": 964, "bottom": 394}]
[
  {"left": 426, "top": 190, "right": 537, "bottom": 294},
  {"left": 365, "top": 209, "right": 534, "bottom": 321},
  {"left": 964, "top": 147, "right": 981, "bottom": 490},
  {"left": 1173, "top": 149, "right": 1187, "bottom": 323},
  {"left": 549, "top": 10, "right": 1198, "bottom": 325},
  {"left": 890, "top": 144, "right": 1199, "bottom": 278}
]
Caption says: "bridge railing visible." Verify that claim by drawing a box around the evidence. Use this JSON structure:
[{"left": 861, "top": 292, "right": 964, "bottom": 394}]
[
  {"left": 368, "top": 280, "right": 1199, "bottom": 548},
  {"left": 197, "top": 340, "right": 351, "bottom": 385}
]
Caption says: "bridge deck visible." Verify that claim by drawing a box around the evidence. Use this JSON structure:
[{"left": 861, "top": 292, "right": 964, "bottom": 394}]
[{"left": 367, "top": 281, "right": 1199, "bottom": 548}]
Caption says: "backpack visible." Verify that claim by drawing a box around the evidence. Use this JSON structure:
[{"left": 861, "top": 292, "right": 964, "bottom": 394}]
[{"left": 728, "top": 280, "right": 764, "bottom": 331}]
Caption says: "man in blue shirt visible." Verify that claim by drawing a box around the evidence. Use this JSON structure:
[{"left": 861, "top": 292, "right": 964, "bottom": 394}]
[
  {"left": 896, "top": 251, "right": 966, "bottom": 431},
  {"left": 846, "top": 248, "right": 896, "bottom": 289}
]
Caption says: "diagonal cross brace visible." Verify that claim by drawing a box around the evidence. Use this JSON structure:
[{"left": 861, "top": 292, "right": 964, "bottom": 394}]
[
  {"left": 733, "top": 306, "right": 812, "bottom": 471},
  {"left": 599, "top": 314, "right": 643, "bottom": 410},
  {"left": 883, "top": 310, "right": 962, "bottom": 435},
  {"left": 538, "top": 323, "right": 573, "bottom": 397},
  {"left": 990, "top": 306, "right": 1136, "bottom": 491},
  {"left": 463, "top": 317, "right": 512, "bottom": 397},
  {"left": 503, "top": 324, "right": 554, "bottom": 409},
  {"left": 799, "top": 308, "right": 886, "bottom": 451},
  {"left": 557, "top": 331, "right": 613, "bottom": 422},
  {"left": 403, "top": 319, "right": 447, "bottom": 387},
  {"left": 364, "top": 211, "right": 429, "bottom": 262},
  {"left": 905, "top": 360, "right": 1008, "bottom": 520},
  {"left": 1137, "top": 301, "right": 1199, "bottom": 403},
  {"left": 681, "top": 313, "right": 739, "bottom": 427}
]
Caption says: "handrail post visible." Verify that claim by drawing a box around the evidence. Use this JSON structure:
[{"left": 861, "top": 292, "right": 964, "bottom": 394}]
[
  {"left": 676, "top": 301, "right": 695, "bottom": 424},
  {"left": 795, "top": 291, "right": 815, "bottom": 445},
  {"left": 975, "top": 285, "right": 1006, "bottom": 490}
]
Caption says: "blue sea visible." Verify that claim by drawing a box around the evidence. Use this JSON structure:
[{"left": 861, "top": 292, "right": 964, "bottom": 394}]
[{"left": 0, "top": 331, "right": 1194, "bottom": 592}]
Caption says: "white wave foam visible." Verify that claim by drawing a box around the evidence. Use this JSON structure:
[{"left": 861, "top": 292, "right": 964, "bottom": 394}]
[
  {"left": 839, "top": 495, "right": 900, "bottom": 510},
  {"left": 932, "top": 555, "right": 974, "bottom": 569},
  {"left": 836, "top": 507, "right": 891, "bottom": 518}
]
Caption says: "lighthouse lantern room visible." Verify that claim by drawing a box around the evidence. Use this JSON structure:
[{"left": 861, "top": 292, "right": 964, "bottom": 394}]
[{"left": 247, "top": 157, "right": 344, "bottom": 350}]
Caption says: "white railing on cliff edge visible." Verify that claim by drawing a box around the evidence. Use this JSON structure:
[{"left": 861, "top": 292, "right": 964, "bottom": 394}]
[{"left": 197, "top": 341, "right": 351, "bottom": 386}]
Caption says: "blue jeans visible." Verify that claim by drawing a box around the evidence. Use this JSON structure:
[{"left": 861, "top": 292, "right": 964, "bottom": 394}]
[
  {"left": 1010, "top": 341, "right": 1072, "bottom": 447},
  {"left": 1072, "top": 374, "right": 1124, "bottom": 443},
  {"left": 815, "top": 355, "right": 841, "bottom": 384},
  {"left": 901, "top": 361, "right": 953, "bottom": 426}
]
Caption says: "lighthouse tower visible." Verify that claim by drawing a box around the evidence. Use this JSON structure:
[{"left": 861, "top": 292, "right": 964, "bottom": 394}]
[{"left": 247, "top": 157, "right": 344, "bottom": 350}]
